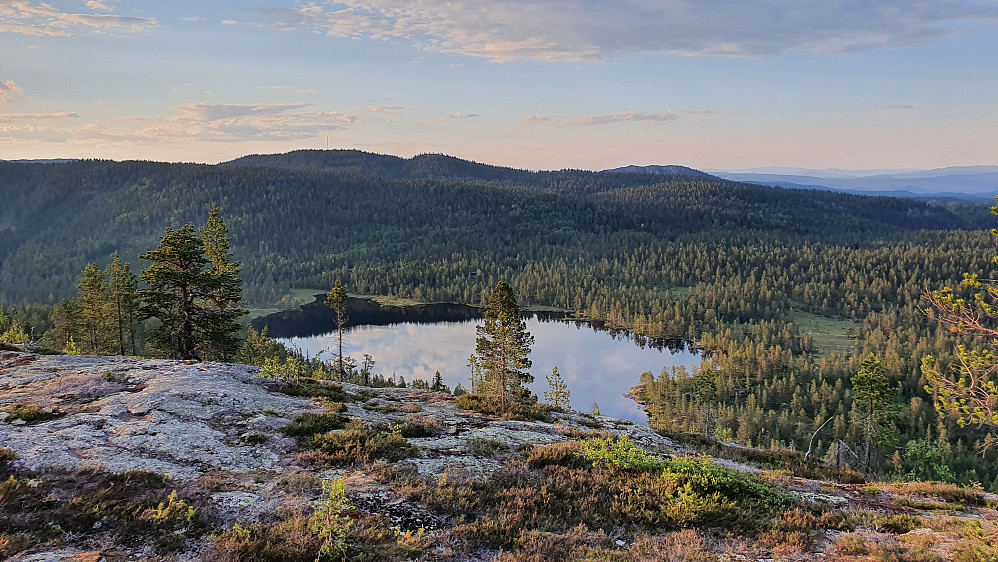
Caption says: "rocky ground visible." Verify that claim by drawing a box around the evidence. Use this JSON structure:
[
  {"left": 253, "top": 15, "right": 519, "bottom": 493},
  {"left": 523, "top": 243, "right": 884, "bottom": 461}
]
[
  {"left": 0, "top": 351, "right": 672, "bottom": 560},
  {"left": 3, "top": 350, "right": 998, "bottom": 561}
]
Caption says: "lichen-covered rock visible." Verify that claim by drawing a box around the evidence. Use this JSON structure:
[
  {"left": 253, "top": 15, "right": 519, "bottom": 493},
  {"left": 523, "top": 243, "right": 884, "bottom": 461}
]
[{"left": 0, "top": 352, "right": 315, "bottom": 478}]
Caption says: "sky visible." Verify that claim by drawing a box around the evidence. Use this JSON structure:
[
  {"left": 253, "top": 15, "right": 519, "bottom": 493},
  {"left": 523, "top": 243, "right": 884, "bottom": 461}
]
[{"left": 1, "top": 0, "right": 997, "bottom": 171}]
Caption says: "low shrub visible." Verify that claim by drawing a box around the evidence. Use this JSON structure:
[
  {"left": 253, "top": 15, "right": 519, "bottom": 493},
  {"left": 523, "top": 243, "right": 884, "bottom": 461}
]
[
  {"left": 456, "top": 393, "right": 555, "bottom": 421},
  {"left": 399, "top": 416, "right": 445, "bottom": 438},
  {"left": 0, "top": 466, "right": 203, "bottom": 557},
  {"left": 0, "top": 449, "right": 14, "bottom": 472},
  {"left": 382, "top": 439, "right": 791, "bottom": 553},
  {"left": 1, "top": 403, "right": 57, "bottom": 423},
  {"left": 887, "top": 481, "right": 985, "bottom": 507},
  {"left": 847, "top": 511, "right": 922, "bottom": 534},
  {"left": 834, "top": 533, "right": 871, "bottom": 556},
  {"left": 299, "top": 420, "right": 416, "bottom": 465},
  {"left": 211, "top": 517, "right": 319, "bottom": 562},
  {"left": 466, "top": 436, "right": 511, "bottom": 458},
  {"left": 282, "top": 412, "right": 350, "bottom": 439},
  {"left": 895, "top": 497, "right": 963, "bottom": 513},
  {"left": 526, "top": 441, "right": 588, "bottom": 469},
  {"left": 581, "top": 435, "right": 664, "bottom": 471}
]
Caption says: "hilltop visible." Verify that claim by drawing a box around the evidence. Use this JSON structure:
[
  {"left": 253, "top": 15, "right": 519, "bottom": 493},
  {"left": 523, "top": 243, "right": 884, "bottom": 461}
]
[{"left": 3, "top": 351, "right": 998, "bottom": 561}]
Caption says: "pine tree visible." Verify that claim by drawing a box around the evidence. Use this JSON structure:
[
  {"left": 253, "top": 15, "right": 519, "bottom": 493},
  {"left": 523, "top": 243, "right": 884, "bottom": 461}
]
[
  {"left": 473, "top": 281, "right": 535, "bottom": 410},
  {"left": 360, "top": 353, "right": 376, "bottom": 386},
  {"left": 544, "top": 366, "right": 571, "bottom": 410},
  {"left": 77, "top": 263, "right": 111, "bottom": 354},
  {"left": 325, "top": 281, "right": 348, "bottom": 379},
  {"left": 139, "top": 225, "right": 211, "bottom": 360},
  {"left": 139, "top": 207, "right": 246, "bottom": 361}
]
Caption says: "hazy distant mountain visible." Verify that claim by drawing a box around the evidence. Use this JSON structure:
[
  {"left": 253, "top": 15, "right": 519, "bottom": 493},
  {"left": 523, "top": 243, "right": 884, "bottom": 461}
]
[
  {"left": 603, "top": 164, "right": 716, "bottom": 179},
  {"left": 713, "top": 166, "right": 998, "bottom": 200},
  {"left": 221, "top": 149, "right": 539, "bottom": 183},
  {"left": 0, "top": 158, "right": 80, "bottom": 164}
]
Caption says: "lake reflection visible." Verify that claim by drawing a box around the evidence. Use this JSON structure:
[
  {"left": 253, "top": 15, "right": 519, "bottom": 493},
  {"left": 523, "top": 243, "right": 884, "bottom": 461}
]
[{"left": 280, "top": 317, "right": 698, "bottom": 423}]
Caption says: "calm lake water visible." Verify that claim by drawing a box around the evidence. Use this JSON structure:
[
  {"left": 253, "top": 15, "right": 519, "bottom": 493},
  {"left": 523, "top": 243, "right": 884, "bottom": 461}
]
[{"left": 280, "top": 317, "right": 698, "bottom": 423}]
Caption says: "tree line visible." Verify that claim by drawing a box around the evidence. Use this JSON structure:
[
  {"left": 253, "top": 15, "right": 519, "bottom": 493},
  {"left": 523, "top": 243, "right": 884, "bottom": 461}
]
[{"left": 11, "top": 204, "right": 247, "bottom": 361}]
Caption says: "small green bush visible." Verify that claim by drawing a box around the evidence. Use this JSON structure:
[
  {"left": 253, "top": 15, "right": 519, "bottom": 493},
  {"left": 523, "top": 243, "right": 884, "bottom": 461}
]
[
  {"left": 399, "top": 416, "right": 445, "bottom": 438},
  {"left": 581, "top": 435, "right": 664, "bottom": 471},
  {"left": 282, "top": 412, "right": 350, "bottom": 439},
  {"left": 1, "top": 403, "right": 56, "bottom": 422}
]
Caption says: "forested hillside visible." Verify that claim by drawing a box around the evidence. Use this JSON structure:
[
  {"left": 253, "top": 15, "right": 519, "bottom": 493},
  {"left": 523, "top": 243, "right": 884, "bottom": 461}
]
[{"left": 2, "top": 151, "right": 998, "bottom": 486}]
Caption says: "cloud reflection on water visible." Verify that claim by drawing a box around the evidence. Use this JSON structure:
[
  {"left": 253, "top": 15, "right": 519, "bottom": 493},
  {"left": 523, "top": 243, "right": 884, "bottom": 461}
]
[{"left": 282, "top": 318, "right": 698, "bottom": 423}]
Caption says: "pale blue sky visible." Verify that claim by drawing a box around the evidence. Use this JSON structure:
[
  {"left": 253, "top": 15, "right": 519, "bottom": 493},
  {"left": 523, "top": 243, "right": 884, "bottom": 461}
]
[{"left": 1, "top": 0, "right": 997, "bottom": 170}]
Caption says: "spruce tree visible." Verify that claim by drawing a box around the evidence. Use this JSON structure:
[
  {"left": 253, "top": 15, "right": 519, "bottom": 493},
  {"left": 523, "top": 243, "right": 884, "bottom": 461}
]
[
  {"left": 851, "top": 354, "right": 900, "bottom": 469},
  {"left": 77, "top": 263, "right": 111, "bottom": 354},
  {"left": 474, "top": 281, "right": 535, "bottom": 410},
  {"left": 50, "top": 299, "right": 81, "bottom": 353},
  {"left": 544, "top": 366, "right": 570, "bottom": 410},
  {"left": 199, "top": 204, "right": 247, "bottom": 360},
  {"left": 106, "top": 251, "right": 140, "bottom": 356}
]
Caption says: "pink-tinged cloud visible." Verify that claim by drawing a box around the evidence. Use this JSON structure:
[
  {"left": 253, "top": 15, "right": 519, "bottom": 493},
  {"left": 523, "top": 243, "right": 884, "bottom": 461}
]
[
  {"left": 0, "top": 0, "right": 156, "bottom": 36},
  {"left": 522, "top": 109, "right": 716, "bottom": 127},
  {"left": 250, "top": 0, "right": 998, "bottom": 62},
  {"left": 0, "top": 80, "right": 24, "bottom": 104}
]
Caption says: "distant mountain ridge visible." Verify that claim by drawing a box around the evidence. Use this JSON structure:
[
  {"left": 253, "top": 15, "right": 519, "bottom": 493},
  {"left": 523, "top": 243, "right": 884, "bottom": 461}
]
[
  {"left": 603, "top": 164, "right": 716, "bottom": 179},
  {"left": 713, "top": 166, "right": 998, "bottom": 200}
]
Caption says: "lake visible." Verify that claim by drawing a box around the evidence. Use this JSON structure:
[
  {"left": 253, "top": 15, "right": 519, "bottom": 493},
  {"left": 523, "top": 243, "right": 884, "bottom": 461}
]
[{"left": 279, "top": 316, "right": 698, "bottom": 423}]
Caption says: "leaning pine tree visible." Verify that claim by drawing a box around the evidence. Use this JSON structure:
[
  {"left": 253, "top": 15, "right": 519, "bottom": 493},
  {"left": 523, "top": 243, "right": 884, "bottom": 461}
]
[{"left": 473, "top": 281, "right": 535, "bottom": 411}]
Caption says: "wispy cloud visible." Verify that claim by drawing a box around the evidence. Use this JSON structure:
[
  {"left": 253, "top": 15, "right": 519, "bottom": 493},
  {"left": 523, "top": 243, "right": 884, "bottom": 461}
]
[
  {"left": 247, "top": 0, "right": 998, "bottom": 62},
  {"left": 85, "top": 1, "right": 110, "bottom": 12},
  {"left": 0, "top": 101, "right": 399, "bottom": 145},
  {"left": 0, "top": 0, "right": 156, "bottom": 36},
  {"left": 259, "top": 85, "right": 318, "bottom": 95},
  {"left": 523, "top": 109, "right": 714, "bottom": 127},
  {"left": 0, "top": 80, "right": 24, "bottom": 104},
  {"left": 0, "top": 111, "right": 79, "bottom": 121}
]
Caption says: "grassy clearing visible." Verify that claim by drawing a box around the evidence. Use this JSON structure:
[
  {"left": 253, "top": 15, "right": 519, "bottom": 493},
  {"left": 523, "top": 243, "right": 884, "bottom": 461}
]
[{"left": 787, "top": 309, "right": 856, "bottom": 356}]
